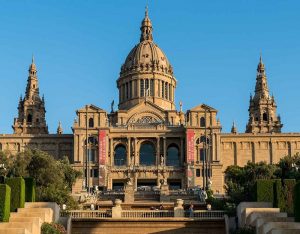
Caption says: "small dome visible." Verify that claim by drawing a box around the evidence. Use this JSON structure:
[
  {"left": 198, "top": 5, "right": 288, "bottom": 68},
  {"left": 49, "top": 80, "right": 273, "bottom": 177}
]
[{"left": 121, "top": 40, "right": 173, "bottom": 76}]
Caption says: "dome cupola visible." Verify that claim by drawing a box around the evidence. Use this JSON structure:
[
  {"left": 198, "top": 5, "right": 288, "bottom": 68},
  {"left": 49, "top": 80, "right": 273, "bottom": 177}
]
[{"left": 117, "top": 7, "right": 177, "bottom": 111}]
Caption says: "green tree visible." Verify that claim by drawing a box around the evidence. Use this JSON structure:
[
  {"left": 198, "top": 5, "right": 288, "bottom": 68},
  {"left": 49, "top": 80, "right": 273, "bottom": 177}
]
[
  {"left": 1, "top": 149, "right": 81, "bottom": 209},
  {"left": 224, "top": 161, "right": 277, "bottom": 204},
  {"left": 275, "top": 153, "right": 300, "bottom": 180}
]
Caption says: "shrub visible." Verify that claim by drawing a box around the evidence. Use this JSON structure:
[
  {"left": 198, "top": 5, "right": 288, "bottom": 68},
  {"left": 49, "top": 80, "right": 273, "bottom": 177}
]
[
  {"left": 0, "top": 176, "right": 5, "bottom": 184},
  {"left": 41, "top": 222, "right": 66, "bottom": 234},
  {"left": 233, "top": 226, "right": 255, "bottom": 234},
  {"left": 273, "top": 179, "right": 284, "bottom": 210},
  {"left": 294, "top": 181, "right": 300, "bottom": 222},
  {"left": 284, "top": 179, "right": 296, "bottom": 215},
  {"left": 256, "top": 179, "right": 274, "bottom": 203},
  {"left": 5, "top": 177, "right": 25, "bottom": 212},
  {"left": 24, "top": 177, "right": 36, "bottom": 202},
  {"left": 0, "top": 184, "right": 11, "bottom": 221}
]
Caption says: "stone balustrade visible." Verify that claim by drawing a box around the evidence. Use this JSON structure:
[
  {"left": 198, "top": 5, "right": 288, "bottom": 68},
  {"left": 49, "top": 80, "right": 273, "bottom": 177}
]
[{"left": 121, "top": 210, "right": 174, "bottom": 218}]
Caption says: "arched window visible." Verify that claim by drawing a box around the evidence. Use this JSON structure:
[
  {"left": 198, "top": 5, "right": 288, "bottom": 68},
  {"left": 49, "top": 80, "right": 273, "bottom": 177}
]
[
  {"left": 263, "top": 113, "right": 268, "bottom": 121},
  {"left": 89, "top": 118, "right": 94, "bottom": 128},
  {"left": 200, "top": 117, "right": 206, "bottom": 127},
  {"left": 114, "top": 145, "right": 126, "bottom": 166},
  {"left": 140, "top": 142, "right": 155, "bottom": 166},
  {"left": 166, "top": 144, "right": 180, "bottom": 166},
  {"left": 27, "top": 114, "right": 32, "bottom": 123}
]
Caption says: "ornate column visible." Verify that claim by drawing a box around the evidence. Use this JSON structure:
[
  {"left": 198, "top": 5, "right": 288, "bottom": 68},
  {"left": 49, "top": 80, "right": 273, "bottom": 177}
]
[
  {"left": 110, "top": 138, "right": 114, "bottom": 166},
  {"left": 134, "top": 138, "right": 138, "bottom": 165},
  {"left": 156, "top": 137, "right": 160, "bottom": 166},
  {"left": 78, "top": 135, "right": 83, "bottom": 163},
  {"left": 180, "top": 137, "right": 184, "bottom": 165},
  {"left": 163, "top": 137, "right": 167, "bottom": 162},
  {"left": 127, "top": 137, "right": 131, "bottom": 166}
]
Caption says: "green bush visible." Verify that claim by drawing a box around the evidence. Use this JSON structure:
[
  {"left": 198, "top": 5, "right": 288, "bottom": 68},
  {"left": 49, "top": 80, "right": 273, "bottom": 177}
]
[
  {"left": 284, "top": 179, "right": 296, "bottom": 216},
  {"left": 24, "top": 177, "right": 36, "bottom": 202},
  {"left": 0, "top": 176, "right": 5, "bottom": 184},
  {"left": 5, "top": 177, "right": 25, "bottom": 212},
  {"left": 294, "top": 181, "right": 300, "bottom": 222},
  {"left": 0, "top": 184, "right": 11, "bottom": 221},
  {"left": 273, "top": 179, "right": 284, "bottom": 210},
  {"left": 41, "top": 222, "right": 66, "bottom": 234},
  {"left": 256, "top": 179, "right": 274, "bottom": 203}
]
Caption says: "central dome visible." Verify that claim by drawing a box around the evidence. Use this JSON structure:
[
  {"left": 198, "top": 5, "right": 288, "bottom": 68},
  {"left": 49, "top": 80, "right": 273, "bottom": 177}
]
[
  {"left": 117, "top": 7, "right": 176, "bottom": 111},
  {"left": 121, "top": 40, "right": 173, "bottom": 76},
  {"left": 120, "top": 9, "right": 173, "bottom": 77}
]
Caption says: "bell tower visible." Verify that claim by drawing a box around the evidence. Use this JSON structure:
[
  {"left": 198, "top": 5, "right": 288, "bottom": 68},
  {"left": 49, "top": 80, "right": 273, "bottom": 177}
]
[
  {"left": 246, "top": 55, "right": 282, "bottom": 133},
  {"left": 12, "top": 57, "right": 48, "bottom": 134}
]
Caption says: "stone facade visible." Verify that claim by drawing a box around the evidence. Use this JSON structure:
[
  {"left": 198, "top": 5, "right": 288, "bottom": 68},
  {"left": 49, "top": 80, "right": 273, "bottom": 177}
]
[{"left": 1, "top": 9, "right": 300, "bottom": 194}]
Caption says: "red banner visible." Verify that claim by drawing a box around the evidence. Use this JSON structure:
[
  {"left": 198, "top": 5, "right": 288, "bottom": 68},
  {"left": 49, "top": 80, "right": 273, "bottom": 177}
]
[
  {"left": 99, "top": 130, "right": 106, "bottom": 165},
  {"left": 98, "top": 130, "right": 106, "bottom": 187},
  {"left": 186, "top": 129, "right": 195, "bottom": 163}
]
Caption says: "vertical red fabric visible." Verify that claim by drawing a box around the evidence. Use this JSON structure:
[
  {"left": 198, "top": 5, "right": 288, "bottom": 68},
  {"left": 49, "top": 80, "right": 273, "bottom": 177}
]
[
  {"left": 98, "top": 130, "right": 106, "bottom": 186},
  {"left": 99, "top": 130, "right": 106, "bottom": 165},
  {"left": 186, "top": 129, "right": 195, "bottom": 163}
]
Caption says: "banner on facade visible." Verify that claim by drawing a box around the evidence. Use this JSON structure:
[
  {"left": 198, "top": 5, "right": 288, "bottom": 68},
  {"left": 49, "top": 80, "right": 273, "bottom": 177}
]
[
  {"left": 98, "top": 130, "right": 106, "bottom": 186},
  {"left": 186, "top": 129, "right": 195, "bottom": 163}
]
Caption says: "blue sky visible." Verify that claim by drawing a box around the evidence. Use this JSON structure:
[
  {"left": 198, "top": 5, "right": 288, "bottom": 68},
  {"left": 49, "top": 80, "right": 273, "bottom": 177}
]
[{"left": 0, "top": 0, "right": 300, "bottom": 134}]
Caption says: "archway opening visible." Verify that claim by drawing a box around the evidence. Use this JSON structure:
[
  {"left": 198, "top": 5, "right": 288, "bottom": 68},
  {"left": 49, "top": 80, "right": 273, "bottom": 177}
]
[
  {"left": 140, "top": 142, "right": 155, "bottom": 166},
  {"left": 114, "top": 144, "right": 126, "bottom": 166},
  {"left": 166, "top": 144, "right": 180, "bottom": 166}
]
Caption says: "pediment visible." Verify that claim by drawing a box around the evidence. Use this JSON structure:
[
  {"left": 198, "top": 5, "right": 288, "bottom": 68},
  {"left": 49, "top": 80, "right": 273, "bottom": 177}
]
[
  {"left": 190, "top": 103, "right": 217, "bottom": 112},
  {"left": 77, "top": 104, "right": 105, "bottom": 113},
  {"left": 125, "top": 101, "right": 167, "bottom": 125}
]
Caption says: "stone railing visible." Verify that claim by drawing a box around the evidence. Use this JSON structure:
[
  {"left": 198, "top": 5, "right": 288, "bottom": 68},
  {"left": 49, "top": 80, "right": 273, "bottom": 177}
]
[
  {"left": 63, "top": 210, "right": 111, "bottom": 219},
  {"left": 190, "top": 210, "right": 225, "bottom": 219},
  {"left": 121, "top": 210, "right": 174, "bottom": 218}
]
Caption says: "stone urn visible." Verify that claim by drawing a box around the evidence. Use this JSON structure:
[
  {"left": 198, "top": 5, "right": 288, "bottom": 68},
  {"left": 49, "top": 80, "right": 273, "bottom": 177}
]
[
  {"left": 176, "top": 199, "right": 184, "bottom": 208},
  {"left": 114, "top": 199, "right": 122, "bottom": 208}
]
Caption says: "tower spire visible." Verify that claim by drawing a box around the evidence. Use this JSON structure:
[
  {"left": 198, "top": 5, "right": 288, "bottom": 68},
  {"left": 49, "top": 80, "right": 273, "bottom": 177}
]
[
  {"left": 246, "top": 55, "right": 282, "bottom": 133},
  {"left": 140, "top": 6, "right": 153, "bottom": 42},
  {"left": 13, "top": 57, "right": 48, "bottom": 134}
]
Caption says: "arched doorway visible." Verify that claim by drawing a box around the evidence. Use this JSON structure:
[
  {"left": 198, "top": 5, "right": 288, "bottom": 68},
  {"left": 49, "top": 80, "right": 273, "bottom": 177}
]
[{"left": 139, "top": 142, "right": 155, "bottom": 166}]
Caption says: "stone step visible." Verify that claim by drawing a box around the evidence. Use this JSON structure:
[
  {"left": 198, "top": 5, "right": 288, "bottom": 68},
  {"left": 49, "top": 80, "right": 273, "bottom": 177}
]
[
  {"left": 17, "top": 208, "right": 53, "bottom": 223},
  {"left": 0, "top": 222, "right": 32, "bottom": 234},
  {"left": 9, "top": 217, "right": 42, "bottom": 234}
]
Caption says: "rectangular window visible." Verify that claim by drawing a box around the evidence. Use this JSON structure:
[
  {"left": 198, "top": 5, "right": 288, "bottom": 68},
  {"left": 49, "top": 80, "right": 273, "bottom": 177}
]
[
  {"left": 158, "top": 80, "right": 160, "bottom": 97},
  {"left": 126, "top": 83, "right": 129, "bottom": 99},
  {"left": 94, "top": 169, "right": 99, "bottom": 178},
  {"left": 90, "top": 169, "right": 93, "bottom": 178},
  {"left": 200, "top": 149, "right": 205, "bottom": 161},
  {"left": 162, "top": 81, "right": 164, "bottom": 98},
  {"left": 196, "top": 169, "right": 201, "bottom": 177},
  {"left": 165, "top": 82, "right": 168, "bottom": 99},
  {"left": 150, "top": 79, "right": 154, "bottom": 96},
  {"left": 140, "top": 80, "right": 144, "bottom": 97},
  {"left": 129, "top": 81, "right": 132, "bottom": 99}
]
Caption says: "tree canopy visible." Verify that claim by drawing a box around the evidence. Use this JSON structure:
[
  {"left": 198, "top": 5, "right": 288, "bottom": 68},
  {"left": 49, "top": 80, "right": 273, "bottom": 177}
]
[
  {"left": 224, "top": 153, "right": 300, "bottom": 204},
  {"left": 0, "top": 149, "right": 81, "bottom": 209}
]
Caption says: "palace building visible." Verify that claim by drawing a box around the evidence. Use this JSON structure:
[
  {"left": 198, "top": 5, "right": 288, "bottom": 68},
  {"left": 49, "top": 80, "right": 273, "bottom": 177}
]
[{"left": 1, "top": 9, "right": 300, "bottom": 194}]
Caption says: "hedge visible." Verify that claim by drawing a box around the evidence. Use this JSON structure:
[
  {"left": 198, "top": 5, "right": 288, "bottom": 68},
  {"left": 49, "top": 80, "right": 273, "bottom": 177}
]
[
  {"left": 0, "top": 184, "right": 11, "bottom": 222},
  {"left": 5, "top": 177, "right": 25, "bottom": 212},
  {"left": 256, "top": 179, "right": 275, "bottom": 203},
  {"left": 294, "top": 182, "right": 300, "bottom": 222},
  {"left": 24, "top": 177, "right": 36, "bottom": 202},
  {"left": 283, "top": 179, "right": 296, "bottom": 216},
  {"left": 273, "top": 179, "right": 284, "bottom": 211},
  {"left": 0, "top": 176, "right": 5, "bottom": 184}
]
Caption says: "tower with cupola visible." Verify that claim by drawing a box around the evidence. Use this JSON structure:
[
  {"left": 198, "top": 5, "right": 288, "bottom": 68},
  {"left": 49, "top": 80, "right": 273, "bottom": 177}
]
[
  {"left": 12, "top": 57, "right": 48, "bottom": 134},
  {"left": 246, "top": 55, "right": 282, "bottom": 133}
]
